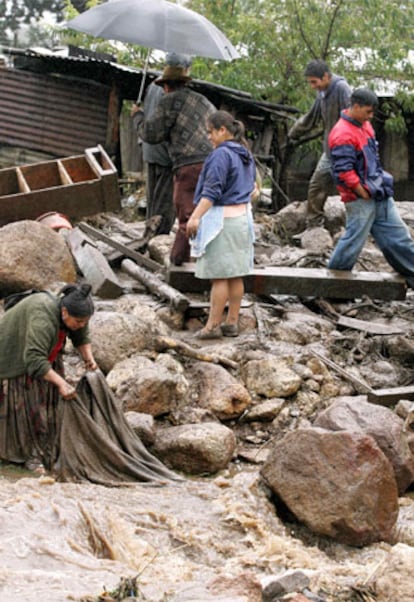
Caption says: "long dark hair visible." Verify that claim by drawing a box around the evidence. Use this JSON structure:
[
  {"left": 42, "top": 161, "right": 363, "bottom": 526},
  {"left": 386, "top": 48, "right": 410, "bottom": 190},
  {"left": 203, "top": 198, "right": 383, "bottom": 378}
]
[{"left": 207, "top": 110, "right": 250, "bottom": 149}]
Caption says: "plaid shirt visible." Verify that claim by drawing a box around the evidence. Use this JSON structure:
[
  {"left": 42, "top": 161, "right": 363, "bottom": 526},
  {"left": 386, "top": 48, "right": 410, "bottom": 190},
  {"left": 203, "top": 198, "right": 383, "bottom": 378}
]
[{"left": 138, "top": 86, "right": 215, "bottom": 169}]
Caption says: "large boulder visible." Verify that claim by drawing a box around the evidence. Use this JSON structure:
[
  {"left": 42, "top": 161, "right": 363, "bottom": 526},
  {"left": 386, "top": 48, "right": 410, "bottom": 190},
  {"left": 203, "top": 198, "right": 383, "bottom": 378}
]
[
  {"left": 107, "top": 354, "right": 189, "bottom": 416},
  {"left": 0, "top": 220, "right": 76, "bottom": 295},
  {"left": 261, "top": 427, "right": 399, "bottom": 546},
  {"left": 314, "top": 397, "right": 414, "bottom": 494},
  {"left": 88, "top": 306, "right": 169, "bottom": 372}
]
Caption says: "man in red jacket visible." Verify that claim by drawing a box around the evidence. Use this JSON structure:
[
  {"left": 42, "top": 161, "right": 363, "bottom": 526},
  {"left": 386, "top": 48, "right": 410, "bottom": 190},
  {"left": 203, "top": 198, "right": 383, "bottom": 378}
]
[{"left": 327, "top": 88, "right": 414, "bottom": 287}]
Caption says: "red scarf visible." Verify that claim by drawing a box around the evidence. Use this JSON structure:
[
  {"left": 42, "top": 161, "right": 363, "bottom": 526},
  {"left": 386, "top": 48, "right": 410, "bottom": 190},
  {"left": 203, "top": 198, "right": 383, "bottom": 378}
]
[{"left": 48, "top": 329, "right": 67, "bottom": 363}]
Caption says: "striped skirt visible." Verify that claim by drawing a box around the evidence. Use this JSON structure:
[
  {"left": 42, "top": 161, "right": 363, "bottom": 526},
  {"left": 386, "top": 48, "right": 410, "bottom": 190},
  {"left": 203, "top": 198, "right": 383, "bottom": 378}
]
[{"left": 0, "top": 358, "right": 63, "bottom": 471}]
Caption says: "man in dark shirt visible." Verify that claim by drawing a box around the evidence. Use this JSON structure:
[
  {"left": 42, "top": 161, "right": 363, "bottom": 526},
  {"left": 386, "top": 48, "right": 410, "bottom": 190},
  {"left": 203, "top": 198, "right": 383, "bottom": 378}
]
[
  {"left": 131, "top": 53, "right": 192, "bottom": 236},
  {"left": 135, "top": 66, "right": 215, "bottom": 265},
  {"left": 288, "top": 59, "right": 351, "bottom": 221}
]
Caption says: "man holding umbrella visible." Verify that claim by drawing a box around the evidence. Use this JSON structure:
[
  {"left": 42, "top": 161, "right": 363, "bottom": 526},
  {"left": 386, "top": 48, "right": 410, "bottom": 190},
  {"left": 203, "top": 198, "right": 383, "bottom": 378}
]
[
  {"left": 134, "top": 65, "right": 215, "bottom": 266},
  {"left": 130, "top": 52, "right": 192, "bottom": 237}
]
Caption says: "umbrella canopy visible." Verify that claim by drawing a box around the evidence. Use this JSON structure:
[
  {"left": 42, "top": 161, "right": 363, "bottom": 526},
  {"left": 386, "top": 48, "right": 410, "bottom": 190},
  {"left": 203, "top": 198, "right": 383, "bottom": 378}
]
[{"left": 66, "top": 0, "right": 240, "bottom": 61}]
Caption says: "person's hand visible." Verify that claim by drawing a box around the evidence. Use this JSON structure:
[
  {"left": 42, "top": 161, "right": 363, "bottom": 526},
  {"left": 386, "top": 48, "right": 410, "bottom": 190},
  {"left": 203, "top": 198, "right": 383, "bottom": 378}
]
[
  {"left": 186, "top": 216, "right": 200, "bottom": 239},
  {"left": 84, "top": 359, "right": 98, "bottom": 371},
  {"left": 59, "top": 381, "right": 77, "bottom": 400},
  {"left": 130, "top": 103, "right": 143, "bottom": 116}
]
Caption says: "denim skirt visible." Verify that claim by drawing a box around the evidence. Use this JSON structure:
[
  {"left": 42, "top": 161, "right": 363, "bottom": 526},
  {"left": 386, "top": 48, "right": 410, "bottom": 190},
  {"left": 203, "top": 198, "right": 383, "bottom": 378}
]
[{"left": 195, "top": 213, "right": 253, "bottom": 279}]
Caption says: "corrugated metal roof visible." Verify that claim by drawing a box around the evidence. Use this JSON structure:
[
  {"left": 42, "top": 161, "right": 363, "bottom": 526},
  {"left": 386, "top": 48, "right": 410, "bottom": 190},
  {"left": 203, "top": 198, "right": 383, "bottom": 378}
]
[
  {"left": 0, "top": 67, "right": 110, "bottom": 157},
  {"left": 6, "top": 48, "right": 299, "bottom": 116}
]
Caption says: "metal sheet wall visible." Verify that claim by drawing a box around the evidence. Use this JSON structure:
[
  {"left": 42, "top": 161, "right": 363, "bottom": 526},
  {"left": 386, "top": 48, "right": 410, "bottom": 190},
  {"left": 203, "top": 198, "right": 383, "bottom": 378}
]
[{"left": 0, "top": 68, "right": 110, "bottom": 157}]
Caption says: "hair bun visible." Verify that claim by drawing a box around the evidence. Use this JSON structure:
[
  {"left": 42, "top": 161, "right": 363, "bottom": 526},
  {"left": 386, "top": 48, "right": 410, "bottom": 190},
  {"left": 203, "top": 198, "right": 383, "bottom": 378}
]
[
  {"left": 60, "top": 282, "right": 94, "bottom": 318},
  {"left": 79, "top": 283, "right": 92, "bottom": 297}
]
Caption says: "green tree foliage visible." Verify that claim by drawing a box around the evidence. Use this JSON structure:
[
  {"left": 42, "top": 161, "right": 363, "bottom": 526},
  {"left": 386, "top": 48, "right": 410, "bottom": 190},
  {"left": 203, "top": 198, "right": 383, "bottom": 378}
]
[
  {"left": 0, "top": 0, "right": 66, "bottom": 46},
  {"left": 59, "top": 0, "right": 413, "bottom": 117},
  {"left": 188, "top": 0, "right": 414, "bottom": 110},
  {"left": 5, "top": 0, "right": 414, "bottom": 119}
]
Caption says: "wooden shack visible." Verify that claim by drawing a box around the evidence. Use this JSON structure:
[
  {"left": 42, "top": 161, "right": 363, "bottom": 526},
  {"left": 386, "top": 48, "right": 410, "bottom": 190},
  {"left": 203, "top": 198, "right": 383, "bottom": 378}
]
[{"left": 0, "top": 47, "right": 300, "bottom": 211}]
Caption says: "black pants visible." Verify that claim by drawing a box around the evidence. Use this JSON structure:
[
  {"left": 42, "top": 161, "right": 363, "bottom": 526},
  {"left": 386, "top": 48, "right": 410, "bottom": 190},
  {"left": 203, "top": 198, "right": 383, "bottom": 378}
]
[{"left": 146, "top": 162, "right": 174, "bottom": 235}]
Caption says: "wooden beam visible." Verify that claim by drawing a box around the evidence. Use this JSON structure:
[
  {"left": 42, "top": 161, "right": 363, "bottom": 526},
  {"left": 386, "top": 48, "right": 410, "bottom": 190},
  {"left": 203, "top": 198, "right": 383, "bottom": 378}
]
[
  {"left": 167, "top": 264, "right": 407, "bottom": 301},
  {"left": 367, "top": 386, "right": 414, "bottom": 407},
  {"left": 79, "top": 222, "right": 162, "bottom": 273}
]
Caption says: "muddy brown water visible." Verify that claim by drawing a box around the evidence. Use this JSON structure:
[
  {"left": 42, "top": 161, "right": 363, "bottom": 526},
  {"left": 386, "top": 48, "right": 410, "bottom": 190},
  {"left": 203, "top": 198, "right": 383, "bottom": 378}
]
[{"left": 1, "top": 460, "right": 411, "bottom": 602}]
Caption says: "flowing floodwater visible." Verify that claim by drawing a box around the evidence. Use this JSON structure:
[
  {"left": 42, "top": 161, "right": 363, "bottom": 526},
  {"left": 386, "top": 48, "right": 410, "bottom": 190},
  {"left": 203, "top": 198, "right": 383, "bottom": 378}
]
[{"left": 1, "top": 463, "right": 412, "bottom": 602}]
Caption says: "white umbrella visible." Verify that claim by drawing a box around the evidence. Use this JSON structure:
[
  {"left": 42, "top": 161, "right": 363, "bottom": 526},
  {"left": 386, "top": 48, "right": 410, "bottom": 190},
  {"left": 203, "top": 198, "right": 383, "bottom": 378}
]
[{"left": 66, "top": 0, "right": 240, "bottom": 61}]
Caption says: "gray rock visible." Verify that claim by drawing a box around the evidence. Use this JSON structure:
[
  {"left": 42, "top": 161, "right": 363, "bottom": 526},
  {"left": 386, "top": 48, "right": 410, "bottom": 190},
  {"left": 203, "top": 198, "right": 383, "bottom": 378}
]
[
  {"left": 153, "top": 422, "right": 236, "bottom": 475},
  {"left": 107, "top": 354, "right": 189, "bottom": 416},
  {"left": 262, "top": 570, "right": 310, "bottom": 601},
  {"left": 242, "top": 358, "right": 302, "bottom": 398},
  {"left": 88, "top": 306, "right": 169, "bottom": 373},
  {"left": 124, "top": 411, "right": 156, "bottom": 446},
  {"left": 0, "top": 220, "right": 76, "bottom": 295}
]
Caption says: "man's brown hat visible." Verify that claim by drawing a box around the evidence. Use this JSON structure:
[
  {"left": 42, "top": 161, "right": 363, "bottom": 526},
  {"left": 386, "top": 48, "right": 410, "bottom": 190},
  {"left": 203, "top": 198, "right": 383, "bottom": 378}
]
[{"left": 155, "top": 65, "right": 192, "bottom": 86}]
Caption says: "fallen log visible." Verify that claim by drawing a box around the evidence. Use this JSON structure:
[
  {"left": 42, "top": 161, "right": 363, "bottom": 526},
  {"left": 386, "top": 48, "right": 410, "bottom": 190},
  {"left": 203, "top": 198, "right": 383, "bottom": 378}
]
[
  {"left": 153, "top": 335, "right": 238, "bottom": 370},
  {"left": 121, "top": 259, "right": 190, "bottom": 312}
]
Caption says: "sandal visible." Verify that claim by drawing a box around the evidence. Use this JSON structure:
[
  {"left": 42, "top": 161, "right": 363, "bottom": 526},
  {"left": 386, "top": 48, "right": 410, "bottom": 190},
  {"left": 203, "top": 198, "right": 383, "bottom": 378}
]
[
  {"left": 221, "top": 323, "right": 239, "bottom": 337},
  {"left": 194, "top": 327, "right": 222, "bottom": 340}
]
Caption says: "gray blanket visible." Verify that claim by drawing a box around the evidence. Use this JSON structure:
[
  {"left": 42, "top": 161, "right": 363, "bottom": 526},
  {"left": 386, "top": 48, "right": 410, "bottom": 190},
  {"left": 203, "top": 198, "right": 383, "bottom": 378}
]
[{"left": 55, "top": 370, "right": 181, "bottom": 486}]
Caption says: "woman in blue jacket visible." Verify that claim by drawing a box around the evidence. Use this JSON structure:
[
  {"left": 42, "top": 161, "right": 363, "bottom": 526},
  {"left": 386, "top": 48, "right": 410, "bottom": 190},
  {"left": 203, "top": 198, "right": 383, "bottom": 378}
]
[{"left": 186, "top": 110, "right": 256, "bottom": 339}]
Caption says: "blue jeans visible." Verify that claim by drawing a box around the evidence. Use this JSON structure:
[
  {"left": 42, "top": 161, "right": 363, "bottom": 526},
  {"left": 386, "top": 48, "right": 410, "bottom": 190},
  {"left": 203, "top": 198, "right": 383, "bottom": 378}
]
[{"left": 328, "top": 197, "right": 414, "bottom": 283}]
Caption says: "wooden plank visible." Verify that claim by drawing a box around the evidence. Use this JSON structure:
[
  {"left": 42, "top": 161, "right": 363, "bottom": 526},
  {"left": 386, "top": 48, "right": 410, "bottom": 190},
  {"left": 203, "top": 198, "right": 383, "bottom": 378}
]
[
  {"left": 16, "top": 167, "right": 30, "bottom": 193},
  {"left": 66, "top": 228, "right": 123, "bottom": 299},
  {"left": 79, "top": 222, "right": 162, "bottom": 273},
  {"left": 367, "top": 386, "right": 414, "bottom": 406},
  {"left": 57, "top": 160, "right": 72, "bottom": 185},
  {"left": 337, "top": 315, "right": 405, "bottom": 335},
  {"left": 168, "top": 264, "right": 407, "bottom": 301}
]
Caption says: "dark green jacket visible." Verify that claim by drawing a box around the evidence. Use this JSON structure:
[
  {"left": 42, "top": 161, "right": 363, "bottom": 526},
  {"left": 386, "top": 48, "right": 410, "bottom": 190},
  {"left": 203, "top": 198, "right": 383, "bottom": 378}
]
[{"left": 0, "top": 292, "right": 90, "bottom": 379}]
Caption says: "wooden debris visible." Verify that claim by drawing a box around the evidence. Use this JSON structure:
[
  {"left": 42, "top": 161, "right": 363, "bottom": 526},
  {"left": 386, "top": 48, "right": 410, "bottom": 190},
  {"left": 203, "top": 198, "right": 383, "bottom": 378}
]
[
  {"left": 0, "top": 145, "right": 120, "bottom": 226},
  {"left": 310, "top": 349, "right": 373, "bottom": 394},
  {"left": 106, "top": 215, "right": 163, "bottom": 265},
  {"left": 121, "top": 259, "right": 190, "bottom": 312},
  {"left": 337, "top": 315, "right": 405, "bottom": 335},
  {"left": 79, "top": 221, "right": 162, "bottom": 273},
  {"left": 168, "top": 264, "right": 407, "bottom": 301},
  {"left": 367, "top": 386, "right": 414, "bottom": 407},
  {"left": 153, "top": 335, "right": 238, "bottom": 370},
  {"left": 66, "top": 227, "right": 123, "bottom": 299}
]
